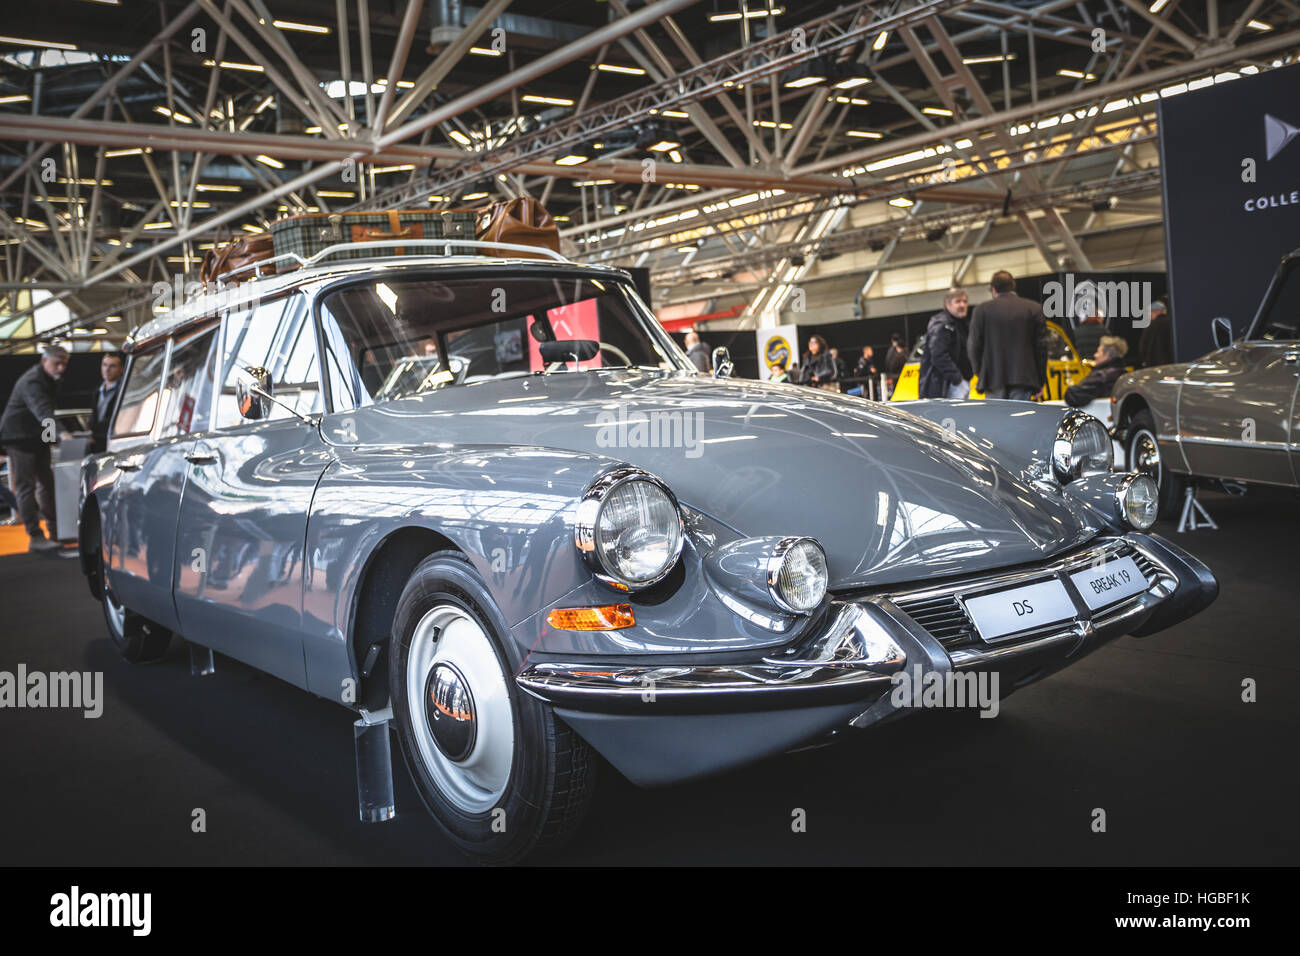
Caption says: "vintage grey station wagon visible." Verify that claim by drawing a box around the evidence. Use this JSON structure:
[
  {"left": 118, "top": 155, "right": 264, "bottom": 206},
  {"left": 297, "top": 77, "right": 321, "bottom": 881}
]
[{"left": 79, "top": 241, "right": 1218, "bottom": 863}]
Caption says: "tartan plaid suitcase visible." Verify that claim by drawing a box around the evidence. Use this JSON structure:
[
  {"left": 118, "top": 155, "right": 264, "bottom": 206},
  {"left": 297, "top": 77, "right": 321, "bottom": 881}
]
[{"left": 270, "top": 209, "right": 477, "bottom": 263}]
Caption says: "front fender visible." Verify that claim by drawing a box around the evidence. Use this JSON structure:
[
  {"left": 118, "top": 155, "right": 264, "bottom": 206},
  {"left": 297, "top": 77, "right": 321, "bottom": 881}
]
[{"left": 902, "top": 399, "right": 1070, "bottom": 477}]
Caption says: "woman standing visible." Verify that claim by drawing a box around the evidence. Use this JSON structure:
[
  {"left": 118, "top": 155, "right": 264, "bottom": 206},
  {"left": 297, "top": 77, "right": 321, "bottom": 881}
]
[{"left": 798, "top": 335, "right": 838, "bottom": 389}]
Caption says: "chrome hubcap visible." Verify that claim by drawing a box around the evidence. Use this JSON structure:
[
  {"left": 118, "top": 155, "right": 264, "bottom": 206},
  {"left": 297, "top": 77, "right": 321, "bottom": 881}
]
[
  {"left": 406, "top": 604, "right": 513, "bottom": 813},
  {"left": 1131, "top": 429, "right": 1162, "bottom": 487}
]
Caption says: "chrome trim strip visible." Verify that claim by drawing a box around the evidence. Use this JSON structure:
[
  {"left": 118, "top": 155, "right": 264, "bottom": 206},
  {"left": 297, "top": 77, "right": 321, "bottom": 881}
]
[{"left": 1176, "top": 434, "right": 1291, "bottom": 449}]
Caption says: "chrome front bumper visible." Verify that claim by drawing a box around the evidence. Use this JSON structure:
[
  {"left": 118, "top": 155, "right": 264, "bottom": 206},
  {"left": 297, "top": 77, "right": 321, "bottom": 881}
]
[{"left": 515, "top": 533, "right": 1208, "bottom": 720}]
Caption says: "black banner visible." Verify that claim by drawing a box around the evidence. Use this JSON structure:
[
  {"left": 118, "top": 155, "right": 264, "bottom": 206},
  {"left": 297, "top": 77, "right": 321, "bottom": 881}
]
[{"left": 1159, "top": 62, "right": 1300, "bottom": 361}]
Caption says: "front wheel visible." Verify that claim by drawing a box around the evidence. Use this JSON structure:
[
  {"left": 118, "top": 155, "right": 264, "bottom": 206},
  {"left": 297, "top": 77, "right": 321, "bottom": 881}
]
[
  {"left": 1127, "top": 409, "right": 1184, "bottom": 520},
  {"left": 389, "top": 552, "right": 596, "bottom": 864}
]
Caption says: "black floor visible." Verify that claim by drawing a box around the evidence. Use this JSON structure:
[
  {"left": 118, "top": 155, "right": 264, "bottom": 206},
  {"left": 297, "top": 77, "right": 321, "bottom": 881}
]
[{"left": 2, "top": 488, "right": 1297, "bottom": 866}]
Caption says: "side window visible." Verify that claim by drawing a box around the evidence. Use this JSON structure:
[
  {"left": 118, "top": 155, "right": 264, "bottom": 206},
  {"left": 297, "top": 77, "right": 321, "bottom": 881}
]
[
  {"left": 158, "top": 325, "right": 219, "bottom": 439},
  {"left": 111, "top": 345, "right": 167, "bottom": 438},
  {"left": 215, "top": 294, "right": 321, "bottom": 428}
]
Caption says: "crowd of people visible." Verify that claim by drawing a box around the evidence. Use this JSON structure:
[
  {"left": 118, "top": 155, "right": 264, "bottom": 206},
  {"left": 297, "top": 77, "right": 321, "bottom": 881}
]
[{"left": 771, "top": 269, "right": 1173, "bottom": 405}]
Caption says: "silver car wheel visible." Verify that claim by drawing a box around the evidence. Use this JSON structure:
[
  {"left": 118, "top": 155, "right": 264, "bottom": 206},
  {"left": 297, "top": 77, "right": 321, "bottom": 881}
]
[
  {"left": 103, "top": 580, "right": 126, "bottom": 638},
  {"left": 405, "top": 603, "right": 514, "bottom": 814},
  {"left": 1130, "top": 428, "right": 1163, "bottom": 487}
]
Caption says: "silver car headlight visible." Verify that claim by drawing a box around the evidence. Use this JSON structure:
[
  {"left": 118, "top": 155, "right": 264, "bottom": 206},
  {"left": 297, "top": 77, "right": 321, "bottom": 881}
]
[
  {"left": 575, "top": 468, "right": 684, "bottom": 590},
  {"left": 766, "top": 537, "right": 829, "bottom": 613},
  {"left": 1052, "top": 410, "right": 1112, "bottom": 483},
  {"left": 1118, "top": 472, "right": 1158, "bottom": 530}
]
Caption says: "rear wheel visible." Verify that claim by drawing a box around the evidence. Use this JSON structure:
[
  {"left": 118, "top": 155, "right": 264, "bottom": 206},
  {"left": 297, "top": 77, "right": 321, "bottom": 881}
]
[
  {"left": 389, "top": 552, "right": 596, "bottom": 864},
  {"left": 101, "top": 574, "right": 172, "bottom": 663},
  {"left": 1127, "top": 409, "right": 1184, "bottom": 520}
]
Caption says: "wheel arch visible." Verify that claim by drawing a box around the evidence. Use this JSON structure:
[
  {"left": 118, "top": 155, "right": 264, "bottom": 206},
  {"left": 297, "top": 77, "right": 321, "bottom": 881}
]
[{"left": 347, "top": 526, "right": 463, "bottom": 711}]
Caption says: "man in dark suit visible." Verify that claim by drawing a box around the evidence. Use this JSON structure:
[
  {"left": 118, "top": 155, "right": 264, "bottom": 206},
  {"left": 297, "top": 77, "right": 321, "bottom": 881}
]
[
  {"left": 967, "top": 270, "right": 1047, "bottom": 400},
  {"left": 88, "top": 350, "right": 125, "bottom": 453},
  {"left": 0, "top": 345, "right": 67, "bottom": 550},
  {"left": 1138, "top": 301, "right": 1174, "bottom": 368}
]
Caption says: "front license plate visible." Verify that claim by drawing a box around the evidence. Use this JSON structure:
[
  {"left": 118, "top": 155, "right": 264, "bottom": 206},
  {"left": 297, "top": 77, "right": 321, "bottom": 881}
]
[
  {"left": 1068, "top": 554, "right": 1147, "bottom": 611},
  {"left": 964, "top": 579, "right": 1076, "bottom": 642}
]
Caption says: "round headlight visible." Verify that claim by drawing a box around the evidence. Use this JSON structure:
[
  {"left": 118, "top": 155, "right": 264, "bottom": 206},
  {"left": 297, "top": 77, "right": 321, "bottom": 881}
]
[
  {"left": 1052, "top": 411, "right": 1112, "bottom": 482},
  {"left": 576, "top": 469, "right": 684, "bottom": 589},
  {"left": 767, "top": 538, "right": 829, "bottom": 614},
  {"left": 1118, "top": 472, "right": 1158, "bottom": 530}
]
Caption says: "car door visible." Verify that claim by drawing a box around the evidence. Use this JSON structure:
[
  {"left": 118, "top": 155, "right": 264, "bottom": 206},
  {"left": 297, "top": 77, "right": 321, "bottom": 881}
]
[
  {"left": 172, "top": 293, "right": 333, "bottom": 690},
  {"left": 102, "top": 326, "right": 219, "bottom": 631},
  {"left": 1177, "top": 341, "right": 1299, "bottom": 486}
]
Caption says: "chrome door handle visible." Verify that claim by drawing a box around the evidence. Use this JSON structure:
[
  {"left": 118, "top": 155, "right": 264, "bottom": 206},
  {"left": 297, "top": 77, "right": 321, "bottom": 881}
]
[
  {"left": 184, "top": 452, "right": 216, "bottom": 465},
  {"left": 116, "top": 456, "right": 143, "bottom": 472},
  {"left": 1285, "top": 351, "right": 1299, "bottom": 366}
]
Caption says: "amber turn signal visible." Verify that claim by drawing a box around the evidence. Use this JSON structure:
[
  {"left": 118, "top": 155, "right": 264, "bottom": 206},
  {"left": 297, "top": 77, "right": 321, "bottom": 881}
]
[{"left": 546, "top": 604, "right": 635, "bottom": 630}]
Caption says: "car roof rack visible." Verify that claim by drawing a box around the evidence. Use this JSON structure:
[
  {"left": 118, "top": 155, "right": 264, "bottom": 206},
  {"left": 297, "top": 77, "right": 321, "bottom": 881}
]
[{"left": 211, "top": 238, "right": 570, "bottom": 288}]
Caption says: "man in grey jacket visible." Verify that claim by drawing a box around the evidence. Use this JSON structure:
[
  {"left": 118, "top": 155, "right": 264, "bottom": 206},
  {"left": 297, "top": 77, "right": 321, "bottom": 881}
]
[
  {"left": 967, "top": 271, "right": 1047, "bottom": 400},
  {"left": 0, "top": 345, "right": 67, "bottom": 551}
]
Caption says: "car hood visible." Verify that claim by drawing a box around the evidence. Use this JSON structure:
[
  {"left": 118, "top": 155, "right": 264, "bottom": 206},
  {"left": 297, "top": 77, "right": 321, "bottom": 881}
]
[{"left": 335, "top": 370, "right": 1100, "bottom": 588}]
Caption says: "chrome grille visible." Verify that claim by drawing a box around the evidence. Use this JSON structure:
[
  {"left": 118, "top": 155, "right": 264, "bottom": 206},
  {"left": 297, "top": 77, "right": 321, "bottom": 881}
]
[
  {"left": 893, "top": 594, "right": 977, "bottom": 650},
  {"left": 880, "top": 540, "right": 1166, "bottom": 651}
]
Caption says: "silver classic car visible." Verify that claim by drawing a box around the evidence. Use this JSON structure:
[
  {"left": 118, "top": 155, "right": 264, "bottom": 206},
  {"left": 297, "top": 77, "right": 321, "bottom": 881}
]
[
  {"left": 1113, "top": 248, "right": 1300, "bottom": 517},
  {"left": 79, "top": 244, "right": 1217, "bottom": 863}
]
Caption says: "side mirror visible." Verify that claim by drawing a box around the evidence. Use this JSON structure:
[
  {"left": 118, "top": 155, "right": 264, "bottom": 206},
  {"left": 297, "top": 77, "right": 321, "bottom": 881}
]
[
  {"left": 1211, "top": 316, "right": 1234, "bottom": 349},
  {"left": 236, "top": 366, "right": 273, "bottom": 420},
  {"left": 711, "top": 346, "right": 734, "bottom": 379}
]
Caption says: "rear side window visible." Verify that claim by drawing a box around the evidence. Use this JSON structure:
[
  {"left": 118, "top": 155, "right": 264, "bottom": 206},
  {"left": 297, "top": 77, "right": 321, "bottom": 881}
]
[
  {"left": 158, "top": 325, "right": 219, "bottom": 439},
  {"left": 111, "top": 345, "right": 167, "bottom": 438}
]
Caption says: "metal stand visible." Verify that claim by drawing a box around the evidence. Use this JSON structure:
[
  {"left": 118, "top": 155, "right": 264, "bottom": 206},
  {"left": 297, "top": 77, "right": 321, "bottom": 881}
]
[
  {"left": 1177, "top": 486, "right": 1218, "bottom": 533},
  {"left": 354, "top": 707, "right": 395, "bottom": 823},
  {"left": 189, "top": 643, "right": 215, "bottom": 676}
]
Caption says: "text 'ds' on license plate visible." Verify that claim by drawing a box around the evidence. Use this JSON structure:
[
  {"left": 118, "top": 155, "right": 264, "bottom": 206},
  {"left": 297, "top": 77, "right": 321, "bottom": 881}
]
[
  {"left": 963, "top": 578, "right": 1076, "bottom": 642},
  {"left": 1067, "top": 554, "right": 1147, "bottom": 611}
]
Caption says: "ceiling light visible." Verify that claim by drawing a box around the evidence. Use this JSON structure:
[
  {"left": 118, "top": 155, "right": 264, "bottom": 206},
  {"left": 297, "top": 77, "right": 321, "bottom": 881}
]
[
  {"left": 58, "top": 177, "right": 113, "bottom": 186},
  {"left": 142, "top": 221, "right": 174, "bottom": 229},
  {"left": 1057, "top": 68, "right": 1096, "bottom": 80},
  {"left": 317, "top": 190, "right": 355, "bottom": 198},
  {"left": 202, "top": 59, "right": 264, "bottom": 72},
  {"left": 753, "top": 120, "right": 793, "bottom": 129},
  {"left": 888, "top": 197, "right": 914, "bottom": 207},
  {"left": 196, "top": 183, "right": 240, "bottom": 192},
  {"left": 0, "top": 34, "right": 77, "bottom": 50},
  {"left": 597, "top": 63, "right": 646, "bottom": 75},
  {"left": 1148, "top": 0, "right": 1170, "bottom": 11},
  {"left": 708, "top": 6, "right": 783, "bottom": 20},
  {"left": 831, "top": 76, "right": 871, "bottom": 90},
  {"left": 574, "top": 180, "right": 614, "bottom": 187},
  {"left": 668, "top": 150, "right": 684, "bottom": 163},
  {"left": 661, "top": 109, "right": 690, "bottom": 118},
  {"left": 105, "top": 147, "right": 147, "bottom": 157},
  {"left": 873, "top": 31, "right": 889, "bottom": 51},
  {"left": 447, "top": 130, "right": 473, "bottom": 146},
  {"left": 462, "top": 191, "right": 489, "bottom": 200},
  {"left": 832, "top": 96, "right": 870, "bottom": 105},
  {"left": 105, "top": 315, "right": 121, "bottom": 322},
  {"left": 555, "top": 154, "right": 590, "bottom": 165},
  {"left": 646, "top": 140, "right": 680, "bottom": 152},
  {"left": 522, "top": 94, "right": 574, "bottom": 106},
  {"left": 371, "top": 164, "right": 416, "bottom": 173},
  {"left": 922, "top": 106, "right": 953, "bottom": 116},
  {"left": 963, "top": 54, "right": 1016, "bottom": 64},
  {"left": 469, "top": 47, "right": 502, "bottom": 56},
  {"left": 255, "top": 154, "right": 285, "bottom": 169},
  {"left": 1246, "top": 19, "right": 1272, "bottom": 31},
  {"left": 427, "top": 194, "right": 450, "bottom": 202},
  {"left": 153, "top": 106, "right": 192, "bottom": 123},
  {"left": 273, "top": 19, "right": 330, "bottom": 34},
  {"left": 554, "top": 215, "right": 571, "bottom": 222},
  {"left": 785, "top": 75, "right": 825, "bottom": 88},
  {"left": 0, "top": 93, "right": 31, "bottom": 104},
  {"left": 241, "top": 224, "right": 264, "bottom": 233},
  {"left": 377, "top": 77, "right": 415, "bottom": 88},
  {"left": 846, "top": 130, "right": 883, "bottom": 138}
]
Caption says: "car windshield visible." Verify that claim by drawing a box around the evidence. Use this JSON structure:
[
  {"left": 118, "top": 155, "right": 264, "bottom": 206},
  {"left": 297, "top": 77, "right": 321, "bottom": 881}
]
[
  {"left": 319, "top": 272, "right": 687, "bottom": 404},
  {"left": 1253, "top": 258, "right": 1300, "bottom": 341}
]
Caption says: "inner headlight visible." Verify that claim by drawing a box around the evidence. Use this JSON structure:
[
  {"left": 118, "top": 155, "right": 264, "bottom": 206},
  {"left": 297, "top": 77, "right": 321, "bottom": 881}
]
[
  {"left": 1118, "top": 472, "right": 1158, "bottom": 529},
  {"left": 767, "top": 538, "right": 829, "bottom": 613},
  {"left": 575, "top": 468, "right": 684, "bottom": 589},
  {"left": 1052, "top": 410, "right": 1112, "bottom": 483}
]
